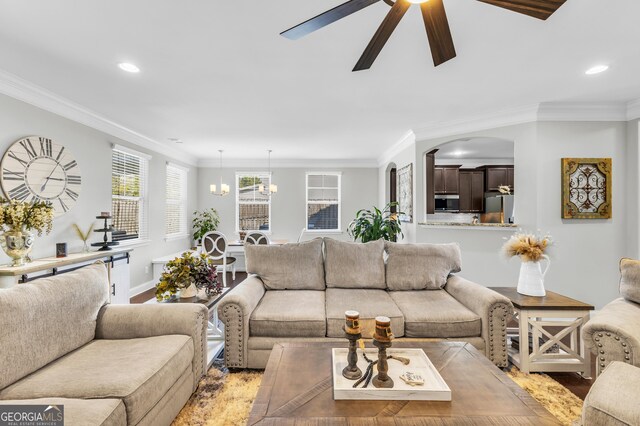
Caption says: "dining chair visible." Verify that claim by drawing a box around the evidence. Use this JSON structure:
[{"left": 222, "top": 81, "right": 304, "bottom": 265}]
[
  {"left": 244, "top": 231, "right": 270, "bottom": 246},
  {"left": 202, "top": 231, "right": 236, "bottom": 287}
]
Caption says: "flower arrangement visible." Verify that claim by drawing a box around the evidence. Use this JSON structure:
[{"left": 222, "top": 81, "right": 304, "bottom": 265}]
[
  {"left": 155, "top": 251, "right": 222, "bottom": 301},
  {"left": 0, "top": 198, "right": 54, "bottom": 235},
  {"left": 502, "top": 231, "right": 552, "bottom": 262},
  {"left": 498, "top": 185, "right": 512, "bottom": 195},
  {"left": 73, "top": 223, "right": 94, "bottom": 251}
]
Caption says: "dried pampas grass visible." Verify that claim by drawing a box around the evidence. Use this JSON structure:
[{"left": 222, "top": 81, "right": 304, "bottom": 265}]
[{"left": 502, "top": 231, "right": 552, "bottom": 262}]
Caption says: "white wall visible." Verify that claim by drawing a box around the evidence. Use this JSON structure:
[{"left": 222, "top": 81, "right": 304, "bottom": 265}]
[
  {"left": 407, "top": 121, "right": 629, "bottom": 309},
  {"left": 627, "top": 119, "right": 640, "bottom": 259},
  {"left": 0, "top": 93, "right": 197, "bottom": 290},
  {"left": 198, "top": 167, "right": 378, "bottom": 243}
]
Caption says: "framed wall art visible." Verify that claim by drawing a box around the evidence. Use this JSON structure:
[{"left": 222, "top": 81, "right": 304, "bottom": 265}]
[
  {"left": 397, "top": 163, "right": 413, "bottom": 223},
  {"left": 561, "top": 158, "right": 612, "bottom": 219}
]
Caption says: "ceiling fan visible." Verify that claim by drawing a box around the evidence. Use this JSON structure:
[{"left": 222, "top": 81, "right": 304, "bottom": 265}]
[{"left": 280, "top": 0, "right": 567, "bottom": 71}]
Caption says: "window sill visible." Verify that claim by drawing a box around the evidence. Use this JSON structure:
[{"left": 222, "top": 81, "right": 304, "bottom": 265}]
[
  {"left": 305, "top": 230, "right": 343, "bottom": 234},
  {"left": 116, "top": 239, "right": 151, "bottom": 249},
  {"left": 164, "top": 233, "right": 190, "bottom": 242}
]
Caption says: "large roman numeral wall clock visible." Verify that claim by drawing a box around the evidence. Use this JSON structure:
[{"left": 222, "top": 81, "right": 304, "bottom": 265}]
[{"left": 0, "top": 136, "right": 81, "bottom": 217}]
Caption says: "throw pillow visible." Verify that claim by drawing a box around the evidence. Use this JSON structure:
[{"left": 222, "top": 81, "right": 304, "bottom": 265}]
[
  {"left": 385, "top": 241, "right": 462, "bottom": 290},
  {"left": 324, "top": 238, "right": 386, "bottom": 289},
  {"left": 245, "top": 238, "right": 325, "bottom": 290},
  {"left": 620, "top": 258, "right": 640, "bottom": 304}
]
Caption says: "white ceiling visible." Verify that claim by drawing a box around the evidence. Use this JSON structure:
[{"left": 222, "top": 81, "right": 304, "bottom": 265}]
[
  {"left": 0, "top": 0, "right": 638, "bottom": 162},
  {"left": 435, "top": 138, "right": 514, "bottom": 160}
]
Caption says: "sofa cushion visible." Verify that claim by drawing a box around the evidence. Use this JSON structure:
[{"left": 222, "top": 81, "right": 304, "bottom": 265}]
[
  {"left": 246, "top": 238, "right": 325, "bottom": 290},
  {"left": 0, "top": 398, "right": 126, "bottom": 426},
  {"left": 325, "top": 288, "right": 404, "bottom": 338},
  {"left": 0, "top": 262, "right": 109, "bottom": 390},
  {"left": 582, "top": 361, "right": 640, "bottom": 426},
  {"left": 620, "top": 258, "right": 640, "bottom": 304},
  {"left": 324, "top": 238, "right": 386, "bottom": 289},
  {"left": 250, "top": 290, "right": 326, "bottom": 337},
  {"left": 385, "top": 242, "right": 461, "bottom": 290},
  {"left": 390, "top": 290, "right": 481, "bottom": 338},
  {"left": 0, "top": 335, "right": 193, "bottom": 426}
]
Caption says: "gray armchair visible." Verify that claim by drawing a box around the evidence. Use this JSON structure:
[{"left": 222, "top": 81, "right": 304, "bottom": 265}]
[{"left": 583, "top": 258, "right": 640, "bottom": 375}]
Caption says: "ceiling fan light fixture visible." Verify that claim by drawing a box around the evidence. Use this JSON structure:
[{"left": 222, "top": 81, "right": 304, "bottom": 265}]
[{"left": 585, "top": 64, "right": 609, "bottom": 75}]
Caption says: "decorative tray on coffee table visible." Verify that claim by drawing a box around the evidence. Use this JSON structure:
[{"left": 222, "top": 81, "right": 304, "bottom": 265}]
[{"left": 331, "top": 348, "right": 451, "bottom": 401}]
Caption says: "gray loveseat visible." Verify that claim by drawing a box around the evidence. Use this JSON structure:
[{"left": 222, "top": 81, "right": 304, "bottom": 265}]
[
  {"left": 218, "top": 238, "right": 512, "bottom": 369},
  {"left": 583, "top": 258, "right": 640, "bottom": 375},
  {"left": 0, "top": 262, "right": 208, "bottom": 426}
]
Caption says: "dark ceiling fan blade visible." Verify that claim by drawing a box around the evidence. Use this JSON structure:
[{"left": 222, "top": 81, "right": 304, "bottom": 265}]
[
  {"left": 353, "top": 0, "right": 411, "bottom": 71},
  {"left": 281, "top": 0, "right": 381, "bottom": 40},
  {"left": 477, "top": 0, "right": 566, "bottom": 20},
  {"left": 420, "top": 0, "right": 456, "bottom": 66}
]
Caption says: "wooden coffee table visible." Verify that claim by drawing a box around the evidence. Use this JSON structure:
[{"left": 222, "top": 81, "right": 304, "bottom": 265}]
[{"left": 248, "top": 342, "right": 559, "bottom": 425}]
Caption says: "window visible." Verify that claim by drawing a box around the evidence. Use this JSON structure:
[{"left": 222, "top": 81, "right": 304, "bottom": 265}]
[
  {"left": 306, "top": 172, "right": 341, "bottom": 231},
  {"left": 236, "top": 172, "right": 271, "bottom": 232},
  {"left": 165, "top": 163, "right": 188, "bottom": 238},
  {"left": 111, "top": 145, "right": 150, "bottom": 243}
]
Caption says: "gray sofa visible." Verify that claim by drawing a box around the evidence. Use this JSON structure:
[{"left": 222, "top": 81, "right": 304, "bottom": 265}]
[
  {"left": 218, "top": 238, "right": 513, "bottom": 369},
  {"left": 583, "top": 258, "right": 640, "bottom": 375},
  {"left": 0, "top": 262, "right": 208, "bottom": 426}
]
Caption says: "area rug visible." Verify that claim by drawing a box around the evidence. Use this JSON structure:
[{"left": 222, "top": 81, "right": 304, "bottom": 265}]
[{"left": 173, "top": 363, "right": 583, "bottom": 426}]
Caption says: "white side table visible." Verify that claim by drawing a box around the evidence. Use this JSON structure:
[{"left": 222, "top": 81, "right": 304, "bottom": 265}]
[{"left": 491, "top": 287, "right": 594, "bottom": 378}]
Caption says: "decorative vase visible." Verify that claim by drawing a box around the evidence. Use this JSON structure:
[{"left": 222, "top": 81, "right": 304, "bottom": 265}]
[
  {"left": 82, "top": 241, "right": 90, "bottom": 253},
  {"left": 517, "top": 255, "right": 550, "bottom": 297},
  {"left": 179, "top": 283, "right": 198, "bottom": 299},
  {"left": 0, "top": 228, "right": 35, "bottom": 267}
]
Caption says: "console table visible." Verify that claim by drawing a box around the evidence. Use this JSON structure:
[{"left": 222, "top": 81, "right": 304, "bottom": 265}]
[
  {"left": 490, "top": 287, "right": 594, "bottom": 378},
  {"left": 0, "top": 248, "right": 133, "bottom": 304}
]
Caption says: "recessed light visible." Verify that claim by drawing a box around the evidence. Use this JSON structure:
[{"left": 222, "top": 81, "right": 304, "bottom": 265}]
[
  {"left": 118, "top": 62, "right": 140, "bottom": 73},
  {"left": 452, "top": 150, "right": 466, "bottom": 157},
  {"left": 585, "top": 65, "right": 609, "bottom": 75}
]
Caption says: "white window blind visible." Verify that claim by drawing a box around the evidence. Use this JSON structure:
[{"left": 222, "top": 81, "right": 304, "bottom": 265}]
[
  {"left": 236, "top": 172, "right": 271, "bottom": 232},
  {"left": 306, "top": 172, "right": 341, "bottom": 231},
  {"left": 111, "top": 148, "right": 149, "bottom": 243},
  {"left": 165, "top": 163, "right": 188, "bottom": 237}
]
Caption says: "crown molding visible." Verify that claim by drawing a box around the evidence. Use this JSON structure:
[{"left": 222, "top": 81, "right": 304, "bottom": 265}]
[
  {"left": 412, "top": 104, "right": 539, "bottom": 143},
  {"left": 627, "top": 99, "right": 640, "bottom": 121},
  {"left": 0, "top": 69, "right": 197, "bottom": 166},
  {"left": 377, "top": 130, "right": 416, "bottom": 167},
  {"left": 197, "top": 157, "right": 379, "bottom": 169},
  {"left": 537, "top": 102, "right": 629, "bottom": 122}
]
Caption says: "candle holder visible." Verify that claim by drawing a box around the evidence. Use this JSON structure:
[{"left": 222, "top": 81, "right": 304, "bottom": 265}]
[
  {"left": 342, "top": 310, "right": 362, "bottom": 380},
  {"left": 372, "top": 316, "right": 394, "bottom": 389}
]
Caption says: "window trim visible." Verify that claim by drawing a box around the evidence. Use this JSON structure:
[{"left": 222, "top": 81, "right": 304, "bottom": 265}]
[
  {"left": 111, "top": 146, "right": 150, "bottom": 245},
  {"left": 165, "top": 161, "right": 189, "bottom": 239},
  {"left": 235, "top": 171, "right": 272, "bottom": 233},
  {"left": 305, "top": 171, "right": 342, "bottom": 233}
]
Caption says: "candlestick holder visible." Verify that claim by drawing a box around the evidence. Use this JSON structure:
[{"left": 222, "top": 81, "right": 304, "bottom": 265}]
[
  {"left": 372, "top": 316, "right": 394, "bottom": 389},
  {"left": 342, "top": 310, "right": 362, "bottom": 380}
]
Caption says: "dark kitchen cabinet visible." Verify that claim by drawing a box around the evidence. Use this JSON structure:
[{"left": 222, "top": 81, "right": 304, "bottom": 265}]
[
  {"left": 459, "top": 170, "right": 485, "bottom": 213},
  {"left": 507, "top": 167, "right": 515, "bottom": 191},
  {"left": 484, "top": 167, "right": 514, "bottom": 192},
  {"left": 434, "top": 166, "right": 460, "bottom": 194}
]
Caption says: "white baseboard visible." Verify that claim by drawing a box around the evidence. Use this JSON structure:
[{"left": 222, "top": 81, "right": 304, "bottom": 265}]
[{"left": 129, "top": 280, "right": 156, "bottom": 298}]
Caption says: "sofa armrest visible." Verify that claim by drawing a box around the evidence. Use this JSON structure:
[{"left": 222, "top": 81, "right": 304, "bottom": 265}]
[
  {"left": 96, "top": 303, "right": 208, "bottom": 390},
  {"left": 445, "top": 275, "right": 513, "bottom": 367},
  {"left": 583, "top": 298, "right": 640, "bottom": 374},
  {"left": 217, "top": 275, "right": 266, "bottom": 368}
]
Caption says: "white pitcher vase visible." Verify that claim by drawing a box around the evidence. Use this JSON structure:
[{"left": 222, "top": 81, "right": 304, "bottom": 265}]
[{"left": 517, "top": 255, "right": 550, "bottom": 297}]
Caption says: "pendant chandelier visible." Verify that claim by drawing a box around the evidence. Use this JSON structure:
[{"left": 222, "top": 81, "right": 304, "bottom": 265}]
[
  {"left": 210, "top": 150, "right": 230, "bottom": 196},
  {"left": 259, "top": 149, "right": 278, "bottom": 195}
]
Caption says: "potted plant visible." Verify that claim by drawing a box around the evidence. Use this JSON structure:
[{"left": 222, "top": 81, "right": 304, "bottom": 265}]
[
  {"left": 192, "top": 208, "right": 220, "bottom": 246},
  {"left": 347, "top": 202, "right": 404, "bottom": 243},
  {"left": 155, "top": 251, "right": 222, "bottom": 301},
  {"left": 0, "top": 198, "right": 54, "bottom": 266}
]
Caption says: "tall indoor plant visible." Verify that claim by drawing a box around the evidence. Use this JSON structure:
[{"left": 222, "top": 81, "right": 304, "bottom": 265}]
[
  {"left": 192, "top": 208, "right": 220, "bottom": 246},
  {"left": 0, "top": 198, "right": 54, "bottom": 266},
  {"left": 347, "top": 202, "right": 404, "bottom": 243}
]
